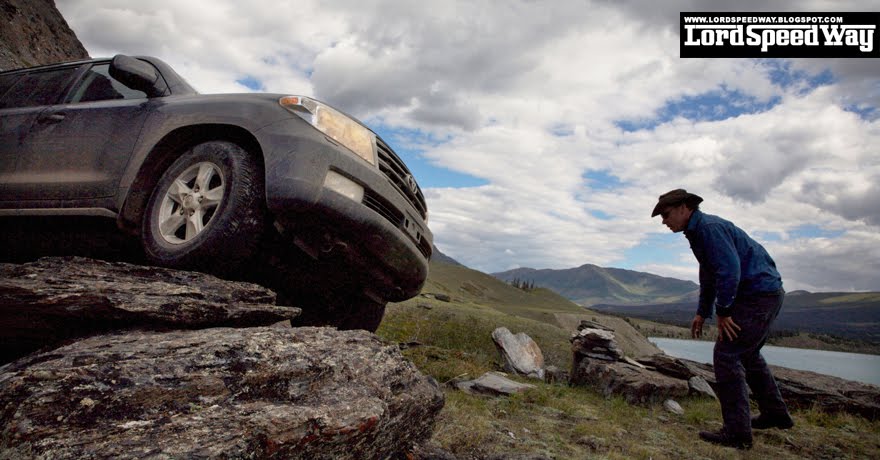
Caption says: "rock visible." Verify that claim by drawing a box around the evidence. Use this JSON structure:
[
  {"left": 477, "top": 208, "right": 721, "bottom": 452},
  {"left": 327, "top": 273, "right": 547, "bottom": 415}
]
[
  {"left": 689, "top": 376, "right": 717, "bottom": 399},
  {"left": 673, "top": 357, "right": 880, "bottom": 420},
  {"left": 570, "top": 327, "right": 624, "bottom": 362},
  {"left": 0, "top": 326, "right": 444, "bottom": 459},
  {"left": 636, "top": 353, "right": 698, "bottom": 380},
  {"left": 0, "top": 257, "right": 300, "bottom": 364},
  {"left": 454, "top": 371, "right": 535, "bottom": 396},
  {"left": 770, "top": 365, "right": 880, "bottom": 420},
  {"left": 423, "top": 293, "right": 451, "bottom": 302},
  {"left": 664, "top": 399, "right": 684, "bottom": 415},
  {"left": 0, "top": 0, "right": 90, "bottom": 71},
  {"left": 491, "top": 327, "right": 545, "bottom": 380},
  {"left": 556, "top": 313, "right": 663, "bottom": 359},
  {"left": 578, "top": 319, "right": 614, "bottom": 332},
  {"left": 570, "top": 359, "right": 689, "bottom": 405},
  {"left": 576, "top": 435, "right": 608, "bottom": 452},
  {"left": 486, "top": 454, "right": 551, "bottom": 460},
  {"left": 408, "top": 443, "right": 459, "bottom": 460},
  {"left": 570, "top": 327, "right": 692, "bottom": 405},
  {"left": 623, "top": 356, "right": 647, "bottom": 368},
  {"left": 543, "top": 365, "right": 569, "bottom": 385}
]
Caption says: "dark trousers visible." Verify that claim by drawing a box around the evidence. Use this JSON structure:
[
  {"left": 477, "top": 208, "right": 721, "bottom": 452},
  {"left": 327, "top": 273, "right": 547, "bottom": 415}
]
[{"left": 713, "top": 291, "right": 790, "bottom": 437}]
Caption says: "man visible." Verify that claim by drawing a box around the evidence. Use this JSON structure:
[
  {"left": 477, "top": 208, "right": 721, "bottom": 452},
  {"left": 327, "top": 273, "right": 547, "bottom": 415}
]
[{"left": 651, "top": 189, "right": 793, "bottom": 449}]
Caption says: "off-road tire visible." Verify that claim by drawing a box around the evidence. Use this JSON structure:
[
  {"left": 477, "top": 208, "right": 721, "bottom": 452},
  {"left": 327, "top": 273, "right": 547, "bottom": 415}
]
[{"left": 141, "top": 141, "right": 264, "bottom": 275}]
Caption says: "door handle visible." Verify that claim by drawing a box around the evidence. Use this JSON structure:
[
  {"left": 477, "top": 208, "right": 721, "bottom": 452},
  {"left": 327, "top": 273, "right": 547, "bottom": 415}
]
[{"left": 38, "top": 113, "right": 66, "bottom": 123}]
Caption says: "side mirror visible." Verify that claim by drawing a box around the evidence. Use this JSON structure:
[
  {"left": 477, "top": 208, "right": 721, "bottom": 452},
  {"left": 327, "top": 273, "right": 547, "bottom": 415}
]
[{"left": 109, "top": 55, "right": 169, "bottom": 98}]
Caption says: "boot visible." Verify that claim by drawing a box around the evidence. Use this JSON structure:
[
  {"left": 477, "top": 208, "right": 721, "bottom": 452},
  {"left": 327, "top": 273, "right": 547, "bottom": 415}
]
[
  {"left": 698, "top": 429, "right": 753, "bottom": 449},
  {"left": 752, "top": 413, "right": 794, "bottom": 430}
]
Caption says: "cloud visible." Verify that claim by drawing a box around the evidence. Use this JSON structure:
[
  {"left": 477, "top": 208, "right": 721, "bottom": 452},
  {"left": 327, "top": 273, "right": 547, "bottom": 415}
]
[{"left": 55, "top": 0, "right": 880, "bottom": 292}]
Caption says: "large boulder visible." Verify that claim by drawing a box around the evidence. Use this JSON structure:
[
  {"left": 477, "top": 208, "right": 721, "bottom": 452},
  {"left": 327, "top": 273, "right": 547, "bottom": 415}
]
[
  {"left": 0, "top": 257, "right": 301, "bottom": 364},
  {"left": 570, "top": 327, "right": 688, "bottom": 404},
  {"left": 0, "top": 326, "right": 444, "bottom": 459},
  {"left": 491, "top": 327, "right": 545, "bottom": 380}
]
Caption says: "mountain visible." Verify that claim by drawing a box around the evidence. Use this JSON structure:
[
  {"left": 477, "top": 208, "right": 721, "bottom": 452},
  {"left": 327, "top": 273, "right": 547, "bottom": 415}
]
[
  {"left": 430, "top": 245, "right": 464, "bottom": 267},
  {"left": 493, "top": 264, "right": 880, "bottom": 343},
  {"left": 493, "top": 264, "right": 699, "bottom": 307}
]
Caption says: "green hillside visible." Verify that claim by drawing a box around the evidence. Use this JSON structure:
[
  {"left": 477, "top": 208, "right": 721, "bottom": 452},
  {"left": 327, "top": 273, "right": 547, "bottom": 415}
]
[
  {"left": 377, "top": 260, "right": 880, "bottom": 459},
  {"left": 424, "top": 261, "right": 587, "bottom": 322}
]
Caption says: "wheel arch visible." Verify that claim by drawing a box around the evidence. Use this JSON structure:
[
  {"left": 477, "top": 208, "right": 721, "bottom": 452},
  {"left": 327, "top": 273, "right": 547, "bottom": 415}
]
[{"left": 118, "top": 124, "right": 265, "bottom": 235}]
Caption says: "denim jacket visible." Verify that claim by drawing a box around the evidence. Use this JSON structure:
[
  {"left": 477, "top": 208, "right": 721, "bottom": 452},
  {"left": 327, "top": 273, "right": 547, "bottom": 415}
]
[{"left": 684, "top": 210, "right": 782, "bottom": 318}]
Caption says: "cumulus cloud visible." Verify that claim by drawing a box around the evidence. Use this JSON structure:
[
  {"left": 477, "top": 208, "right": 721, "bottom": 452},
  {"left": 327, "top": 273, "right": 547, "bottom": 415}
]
[{"left": 56, "top": 0, "right": 880, "bottom": 291}]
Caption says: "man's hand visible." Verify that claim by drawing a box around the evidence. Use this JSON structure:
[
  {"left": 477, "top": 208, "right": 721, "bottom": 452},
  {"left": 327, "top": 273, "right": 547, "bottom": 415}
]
[
  {"left": 691, "top": 315, "right": 705, "bottom": 339},
  {"left": 716, "top": 315, "right": 741, "bottom": 342}
]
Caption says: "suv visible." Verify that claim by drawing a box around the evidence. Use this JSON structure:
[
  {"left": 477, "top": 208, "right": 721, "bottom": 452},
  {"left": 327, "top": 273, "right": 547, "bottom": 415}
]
[{"left": 0, "top": 55, "right": 432, "bottom": 331}]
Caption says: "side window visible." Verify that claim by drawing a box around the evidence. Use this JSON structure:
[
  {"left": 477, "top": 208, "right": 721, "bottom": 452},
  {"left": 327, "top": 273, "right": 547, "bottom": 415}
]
[
  {"left": 68, "top": 64, "right": 147, "bottom": 103},
  {"left": 0, "top": 67, "right": 78, "bottom": 109},
  {"left": 0, "top": 74, "right": 20, "bottom": 101}
]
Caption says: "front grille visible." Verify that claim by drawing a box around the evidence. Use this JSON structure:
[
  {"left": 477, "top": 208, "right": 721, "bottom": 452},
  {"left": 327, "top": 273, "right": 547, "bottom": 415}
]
[
  {"left": 363, "top": 191, "right": 403, "bottom": 227},
  {"left": 376, "top": 138, "right": 428, "bottom": 220}
]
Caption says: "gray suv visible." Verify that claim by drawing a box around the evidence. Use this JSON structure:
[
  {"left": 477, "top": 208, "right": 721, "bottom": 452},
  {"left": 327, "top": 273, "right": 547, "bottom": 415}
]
[{"left": 0, "top": 55, "right": 432, "bottom": 331}]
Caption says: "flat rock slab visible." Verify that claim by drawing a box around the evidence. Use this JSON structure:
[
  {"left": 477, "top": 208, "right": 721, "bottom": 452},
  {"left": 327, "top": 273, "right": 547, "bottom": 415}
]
[
  {"left": 0, "top": 326, "right": 444, "bottom": 459},
  {"left": 455, "top": 371, "right": 536, "bottom": 396},
  {"left": 0, "top": 257, "right": 300, "bottom": 364}
]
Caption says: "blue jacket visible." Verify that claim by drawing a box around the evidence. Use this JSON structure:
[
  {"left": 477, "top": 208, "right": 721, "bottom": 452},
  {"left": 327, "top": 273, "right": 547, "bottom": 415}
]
[{"left": 684, "top": 210, "right": 782, "bottom": 318}]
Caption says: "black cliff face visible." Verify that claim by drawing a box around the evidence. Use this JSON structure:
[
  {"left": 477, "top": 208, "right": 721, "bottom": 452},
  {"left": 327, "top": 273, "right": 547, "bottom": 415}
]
[{"left": 0, "top": 0, "right": 90, "bottom": 71}]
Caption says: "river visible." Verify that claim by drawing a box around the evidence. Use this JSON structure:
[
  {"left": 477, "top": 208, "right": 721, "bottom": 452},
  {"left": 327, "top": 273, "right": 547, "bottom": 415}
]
[{"left": 649, "top": 337, "right": 880, "bottom": 386}]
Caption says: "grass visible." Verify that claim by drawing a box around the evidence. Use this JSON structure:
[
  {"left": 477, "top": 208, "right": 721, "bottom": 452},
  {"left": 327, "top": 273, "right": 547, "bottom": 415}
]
[{"left": 377, "top": 265, "right": 880, "bottom": 459}]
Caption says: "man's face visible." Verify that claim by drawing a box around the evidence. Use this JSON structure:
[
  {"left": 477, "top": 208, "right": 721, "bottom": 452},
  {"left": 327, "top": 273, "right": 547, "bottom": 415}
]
[{"left": 660, "top": 204, "right": 691, "bottom": 233}]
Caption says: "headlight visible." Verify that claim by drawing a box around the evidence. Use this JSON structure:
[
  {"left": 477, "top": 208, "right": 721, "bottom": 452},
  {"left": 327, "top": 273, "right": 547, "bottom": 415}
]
[{"left": 279, "top": 96, "right": 377, "bottom": 166}]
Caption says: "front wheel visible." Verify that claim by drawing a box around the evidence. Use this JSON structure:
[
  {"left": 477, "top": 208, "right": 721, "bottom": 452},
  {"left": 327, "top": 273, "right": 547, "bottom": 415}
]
[{"left": 141, "top": 141, "right": 265, "bottom": 275}]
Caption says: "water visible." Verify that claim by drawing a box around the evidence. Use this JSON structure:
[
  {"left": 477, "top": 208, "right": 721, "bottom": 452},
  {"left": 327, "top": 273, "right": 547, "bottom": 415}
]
[{"left": 649, "top": 337, "right": 880, "bottom": 386}]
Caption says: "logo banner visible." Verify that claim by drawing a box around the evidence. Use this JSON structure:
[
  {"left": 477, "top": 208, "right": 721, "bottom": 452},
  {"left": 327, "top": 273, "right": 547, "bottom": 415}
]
[{"left": 680, "top": 12, "right": 879, "bottom": 58}]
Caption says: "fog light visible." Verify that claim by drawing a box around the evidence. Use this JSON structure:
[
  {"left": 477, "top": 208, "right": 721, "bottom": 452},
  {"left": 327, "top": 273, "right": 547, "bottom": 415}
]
[{"left": 323, "top": 170, "right": 364, "bottom": 202}]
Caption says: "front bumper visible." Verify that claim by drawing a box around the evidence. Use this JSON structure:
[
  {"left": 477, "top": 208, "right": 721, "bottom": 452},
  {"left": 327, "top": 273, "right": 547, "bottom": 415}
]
[{"left": 257, "top": 119, "right": 432, "bottom": 301}]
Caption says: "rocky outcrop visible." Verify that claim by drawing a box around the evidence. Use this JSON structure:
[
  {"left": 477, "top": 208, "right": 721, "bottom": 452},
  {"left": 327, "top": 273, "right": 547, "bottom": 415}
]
[
  {"left": 570, "top": 327, "right": 689, "bottom": 405},
  {"left": 0, "top": 257, "right": 445, "bottom": 458},
  {"left": 0, "top": 257, "right": 301, "bottom": 364},
  {"left": 0, "top": 0, "right": 90, "bottom": 70},
  {"left": 0, "top": 327, "right": 444, "bottom": 459},
  {"left": 571, "top": 358, "right": 689, "bottom": 405},
  {"left": 491, "top": 327, "right": 545, "bottom": 380},
  {"left": 570, "top": 327, "right": 624, "bottom": 362},
  {"left": 570, "top": 325, "right": 880, "bottom": 417}
]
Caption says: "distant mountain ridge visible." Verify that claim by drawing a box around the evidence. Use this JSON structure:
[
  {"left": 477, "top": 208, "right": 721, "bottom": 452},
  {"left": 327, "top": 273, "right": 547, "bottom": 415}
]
[
  {"left": 493, "top": 264, "right": 699, "bottom": 307},
  {"left": 431, "top": 245, "right": 463, "bottom": 267},
  {"left": 454, "top": 258, "right": 879, "bottom": 344},
  {"left": 590, "top": 291, "right": 880, "bottom": 342}
]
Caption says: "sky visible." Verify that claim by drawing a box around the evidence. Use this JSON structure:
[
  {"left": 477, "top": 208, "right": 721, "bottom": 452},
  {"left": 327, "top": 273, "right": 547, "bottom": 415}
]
[{"left": 56, "top": 0, "right": 880, "bottom": 292}]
